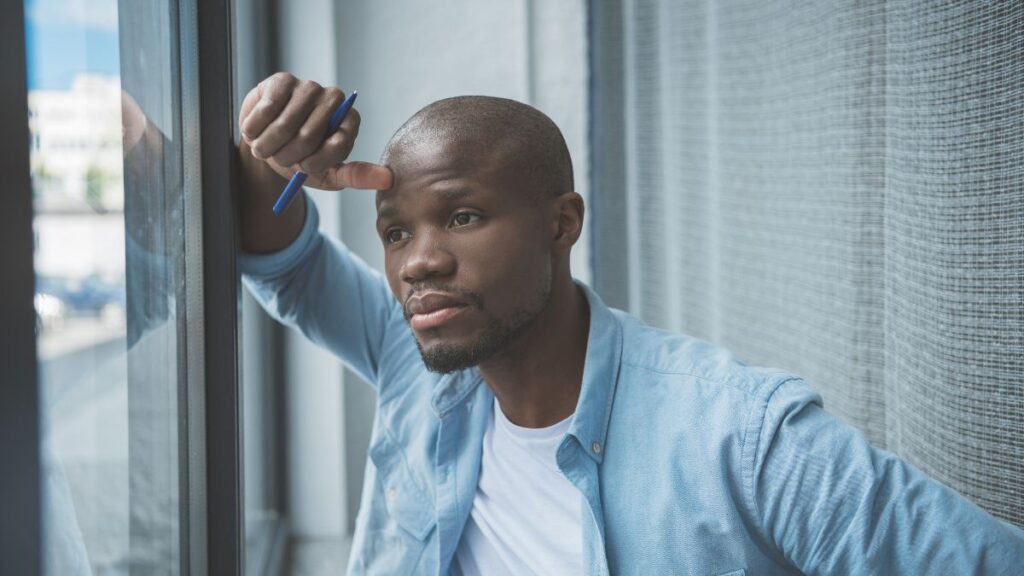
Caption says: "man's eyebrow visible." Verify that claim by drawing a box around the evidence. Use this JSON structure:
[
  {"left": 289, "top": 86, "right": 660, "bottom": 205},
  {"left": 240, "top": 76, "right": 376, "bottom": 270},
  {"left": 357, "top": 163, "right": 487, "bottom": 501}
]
[
  {"left": 376, "top": 187, "right": 476, "bottom": 224},
  {"left": 377, "top": 204, "right": 398, "bottom": 222},
  {"left": 435, "top": 187, "right": 474, "bottom": 202}
]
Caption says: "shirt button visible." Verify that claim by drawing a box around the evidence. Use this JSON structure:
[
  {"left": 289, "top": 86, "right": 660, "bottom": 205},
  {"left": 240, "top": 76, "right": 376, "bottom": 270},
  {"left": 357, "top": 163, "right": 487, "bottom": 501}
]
[
  {"left": 387, "top": 487, "right": 397, "bottom": 502},
  {"left": 592, "top": 442, "right": 602, "bottom": 455}
]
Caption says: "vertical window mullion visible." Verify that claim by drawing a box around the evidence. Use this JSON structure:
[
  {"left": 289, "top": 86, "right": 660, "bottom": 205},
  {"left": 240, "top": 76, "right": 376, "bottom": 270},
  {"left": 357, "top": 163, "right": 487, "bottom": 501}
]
[
  {"left": 193, "top": 0, "right": 244, "bottom": 573},
  {"left": 177, "top": 0, "right": 209, "bottom": 572},
  {"left": 0, "top": 1, "right": 41, "bottom": 574}
]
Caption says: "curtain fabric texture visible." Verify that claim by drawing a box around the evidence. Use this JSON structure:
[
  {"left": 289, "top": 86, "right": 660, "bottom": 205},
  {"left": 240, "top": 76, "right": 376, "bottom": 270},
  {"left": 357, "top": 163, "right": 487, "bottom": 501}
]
[{"left": 591, "top": 0, "right": 1023, "bottom": 526}]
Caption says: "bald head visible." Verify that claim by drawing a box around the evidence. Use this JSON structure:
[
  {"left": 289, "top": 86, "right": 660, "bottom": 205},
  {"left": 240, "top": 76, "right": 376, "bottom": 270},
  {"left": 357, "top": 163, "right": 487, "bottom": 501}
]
[{"left": 382, "top": 96, "right": 574, "bottom": 198}]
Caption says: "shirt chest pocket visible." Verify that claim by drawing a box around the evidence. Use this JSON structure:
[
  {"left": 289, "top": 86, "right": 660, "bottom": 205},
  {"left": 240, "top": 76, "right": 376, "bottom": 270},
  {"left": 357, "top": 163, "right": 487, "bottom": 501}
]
[{"left": 368, "top": 432, "right": 436, "bottom": 541}]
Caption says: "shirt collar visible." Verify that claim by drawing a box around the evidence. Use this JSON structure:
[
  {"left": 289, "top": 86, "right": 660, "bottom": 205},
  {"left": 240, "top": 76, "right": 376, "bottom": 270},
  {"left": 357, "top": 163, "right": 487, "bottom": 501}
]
[
  {"left": 431, "top": 368, "right": 484, "bottom": 418},
  {"left": 431, "top": 281, "right": 625, "bottom": 463}
]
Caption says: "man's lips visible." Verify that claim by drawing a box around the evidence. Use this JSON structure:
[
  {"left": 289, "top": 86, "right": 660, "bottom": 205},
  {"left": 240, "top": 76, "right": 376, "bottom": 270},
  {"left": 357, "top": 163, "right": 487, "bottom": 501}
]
[
  {"left": 406, "top": 292, "right": 469, "bottom": 331},
  {"left": 410, "top": 305, "right": 466, "bottom": 331}
]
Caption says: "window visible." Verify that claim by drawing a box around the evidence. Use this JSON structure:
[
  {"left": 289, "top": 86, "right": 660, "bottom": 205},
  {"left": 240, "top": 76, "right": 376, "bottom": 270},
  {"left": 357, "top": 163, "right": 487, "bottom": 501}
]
[
  {"left": 27, "top": 0, "right": 184, "bottom": 572},
  {"left": 3, "top": 0, "right": 250, "bottom": 573}
]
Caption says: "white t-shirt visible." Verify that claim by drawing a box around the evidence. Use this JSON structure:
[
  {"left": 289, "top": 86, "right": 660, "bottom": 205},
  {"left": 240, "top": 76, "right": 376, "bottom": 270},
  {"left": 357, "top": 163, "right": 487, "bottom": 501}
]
[{"left": 452, "top": 399, "right": 583, "bottom": 575}]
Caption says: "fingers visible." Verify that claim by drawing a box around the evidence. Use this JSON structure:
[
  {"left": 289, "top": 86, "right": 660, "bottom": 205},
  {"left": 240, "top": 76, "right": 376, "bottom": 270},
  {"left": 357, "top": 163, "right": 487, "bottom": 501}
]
[
  {"left": 238, "top": 86, "right": 262, "bottom": 134},
  {"left": 261, "top": 152, "right": 300, "bottom": 183},
  {"left": 322, "top": 161, "right": 393, "bottom": 191},
  {"left": 249, "top": 80, "right": 323, "bottom": 159},
  {"left": 121, "top": 90, "right": 147, "bottom": 154},
  {"left": 239, "top": 73, "right": 378, "bottom": 191},
  {"left": 273, "top": 88, "right": 349, "bottom": 167},
  {"left": 239, "top": 72, "right": 297, "bottom": 143},
  {"left": 297, "top": 107, "right": 361, "bottom": 175}
]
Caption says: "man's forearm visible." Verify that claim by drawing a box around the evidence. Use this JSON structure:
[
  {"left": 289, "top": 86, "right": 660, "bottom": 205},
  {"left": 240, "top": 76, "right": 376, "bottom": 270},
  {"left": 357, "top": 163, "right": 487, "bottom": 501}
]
[{"left": 238, "top": 139, "right": 306, "bottom": 254}]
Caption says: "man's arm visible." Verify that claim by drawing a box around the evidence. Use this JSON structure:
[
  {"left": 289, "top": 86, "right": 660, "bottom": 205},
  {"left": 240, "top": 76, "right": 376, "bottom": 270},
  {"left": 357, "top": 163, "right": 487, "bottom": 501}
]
[
  {"left": 237, "top": 73, "right": 405, "bottom": 385},
  {"left": 238, "top": 137, "right": 305, "bottom": 254},
  {"left": 749, "top": 379, "right": 1024, "bottom": 574},
  {"left": 240, "top": 196, "right": 413, "bottom": 386}
]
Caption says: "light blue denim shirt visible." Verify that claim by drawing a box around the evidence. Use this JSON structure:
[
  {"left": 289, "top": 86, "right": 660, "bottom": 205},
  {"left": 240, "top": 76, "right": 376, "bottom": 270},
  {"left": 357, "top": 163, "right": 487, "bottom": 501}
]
[{"left": 241, "top": 198, "right": 1024, "bottom": 575}]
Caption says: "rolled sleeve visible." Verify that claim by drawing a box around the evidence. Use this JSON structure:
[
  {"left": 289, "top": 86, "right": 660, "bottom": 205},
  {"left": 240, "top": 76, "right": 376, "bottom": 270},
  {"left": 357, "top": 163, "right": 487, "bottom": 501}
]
[{"left": 750, "top": 378, "right": 1024, "bottom": 575}]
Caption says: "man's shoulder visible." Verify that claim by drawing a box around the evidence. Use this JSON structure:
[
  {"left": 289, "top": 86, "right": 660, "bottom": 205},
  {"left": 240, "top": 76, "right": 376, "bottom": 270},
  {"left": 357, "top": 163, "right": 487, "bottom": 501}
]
[{"left": 612, "top": 309, "right": 800, "bottom": 403}]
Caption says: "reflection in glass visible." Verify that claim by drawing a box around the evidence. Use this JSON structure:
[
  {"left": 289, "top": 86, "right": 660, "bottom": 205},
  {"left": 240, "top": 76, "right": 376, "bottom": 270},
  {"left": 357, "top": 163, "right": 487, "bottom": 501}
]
[{"left": 28, "top": 0, "right": 184, "bottom": 573}]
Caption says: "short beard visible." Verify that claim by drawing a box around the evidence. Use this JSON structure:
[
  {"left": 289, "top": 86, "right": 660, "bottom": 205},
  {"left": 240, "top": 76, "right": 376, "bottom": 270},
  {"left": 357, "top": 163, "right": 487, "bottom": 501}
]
[{"left": 414, "top": 274, "right": 552, "bottom": 374}]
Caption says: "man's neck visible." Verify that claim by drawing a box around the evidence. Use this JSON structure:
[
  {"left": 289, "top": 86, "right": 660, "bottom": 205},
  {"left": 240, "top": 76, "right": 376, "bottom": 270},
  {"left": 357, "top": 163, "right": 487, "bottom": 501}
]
[{"left": 478, "top": 276, "right": 590, "bottom": 428}]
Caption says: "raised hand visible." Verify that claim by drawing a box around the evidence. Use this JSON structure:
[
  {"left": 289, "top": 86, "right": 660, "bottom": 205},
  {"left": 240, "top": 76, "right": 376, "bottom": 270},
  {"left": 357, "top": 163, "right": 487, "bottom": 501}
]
[
  {"left": 237, "top": 72, "right": 393, "bottom": 253},
  {"left": 239, "top": 72, "right": 392, "bottom": 191}
]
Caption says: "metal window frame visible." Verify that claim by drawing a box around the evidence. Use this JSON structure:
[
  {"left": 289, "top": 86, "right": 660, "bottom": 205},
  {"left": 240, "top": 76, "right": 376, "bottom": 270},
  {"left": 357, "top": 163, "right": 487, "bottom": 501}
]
[
  {"left": 176, "top": 0, "right": 247, "bottom": 573},
  {"left": 191, "top": 0, "right": 245, "bottom": 573},
  {"left": 0, "top": 1, "right": 41, "bottom": 574}
]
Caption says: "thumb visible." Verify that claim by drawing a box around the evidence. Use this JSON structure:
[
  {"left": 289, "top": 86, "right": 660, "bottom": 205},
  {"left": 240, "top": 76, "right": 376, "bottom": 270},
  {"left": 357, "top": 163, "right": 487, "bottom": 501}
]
[{"left": 330, "top": 161, "right": 393, "bottom": 190}]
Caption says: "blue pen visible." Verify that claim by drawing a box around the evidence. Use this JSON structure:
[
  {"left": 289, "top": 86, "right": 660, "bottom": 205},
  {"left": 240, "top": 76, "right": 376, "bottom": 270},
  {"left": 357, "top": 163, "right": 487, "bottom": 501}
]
[{"left": 272, "top": 90, "right": 359, "bottom": 215}]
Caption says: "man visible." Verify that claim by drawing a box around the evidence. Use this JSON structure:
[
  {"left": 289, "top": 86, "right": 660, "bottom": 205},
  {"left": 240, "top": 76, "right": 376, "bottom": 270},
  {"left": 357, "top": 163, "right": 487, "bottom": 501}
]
[{"left": 237, "top": 73, "right": 1024, "bottom": 575}]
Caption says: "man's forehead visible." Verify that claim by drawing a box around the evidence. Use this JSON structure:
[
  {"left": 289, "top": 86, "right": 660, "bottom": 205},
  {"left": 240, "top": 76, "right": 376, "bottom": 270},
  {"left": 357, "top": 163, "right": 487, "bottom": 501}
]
[
  {"left": 376, "top": 181, "right": 478, "bottom": 217},
  {"left": 385, "top": 133, "right": 489, "bottom": 172},
  {"left": 377, "top": 140, "right": 510, "bottom": 205}
]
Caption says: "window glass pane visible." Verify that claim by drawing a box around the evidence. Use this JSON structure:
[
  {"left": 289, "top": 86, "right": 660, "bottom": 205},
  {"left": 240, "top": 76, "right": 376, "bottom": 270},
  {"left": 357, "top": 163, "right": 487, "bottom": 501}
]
[{"left": 27, "top": 0, "right": 184, "bottom": 573}]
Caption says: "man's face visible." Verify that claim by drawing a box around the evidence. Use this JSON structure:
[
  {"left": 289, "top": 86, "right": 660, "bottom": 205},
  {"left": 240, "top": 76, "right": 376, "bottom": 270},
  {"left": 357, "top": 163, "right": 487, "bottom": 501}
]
[{"left": 376, "top": 140, "right": 553, "bottom": 373}]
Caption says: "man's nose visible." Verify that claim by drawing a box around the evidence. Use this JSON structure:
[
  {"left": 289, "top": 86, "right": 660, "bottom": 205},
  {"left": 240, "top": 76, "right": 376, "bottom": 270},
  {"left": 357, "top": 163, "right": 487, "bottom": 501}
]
[{"left": 400, "top": 231, "right": 456, "bottom": 283}]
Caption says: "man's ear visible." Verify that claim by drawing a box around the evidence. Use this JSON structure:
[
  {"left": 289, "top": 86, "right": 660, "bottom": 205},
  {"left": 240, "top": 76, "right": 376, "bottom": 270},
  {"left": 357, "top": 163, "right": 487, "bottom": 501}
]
[{"left": 551, "top": 192, "right": 585, "bottom": 253}]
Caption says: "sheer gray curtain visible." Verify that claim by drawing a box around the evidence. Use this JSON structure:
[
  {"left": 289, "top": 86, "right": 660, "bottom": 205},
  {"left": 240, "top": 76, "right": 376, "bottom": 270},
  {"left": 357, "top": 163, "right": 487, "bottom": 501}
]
[{"left": 591, "top": 0, "right": 1023, "bottom": 526}]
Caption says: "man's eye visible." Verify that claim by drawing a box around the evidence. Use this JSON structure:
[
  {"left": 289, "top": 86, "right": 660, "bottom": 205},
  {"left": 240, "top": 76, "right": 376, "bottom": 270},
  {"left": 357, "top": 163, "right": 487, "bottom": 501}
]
[
  {"left": 451, "top": 212, "right": 480, "bottom": 227},
  {"left": 385, "top": 229, "right": 411, "bottom": 244}
]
